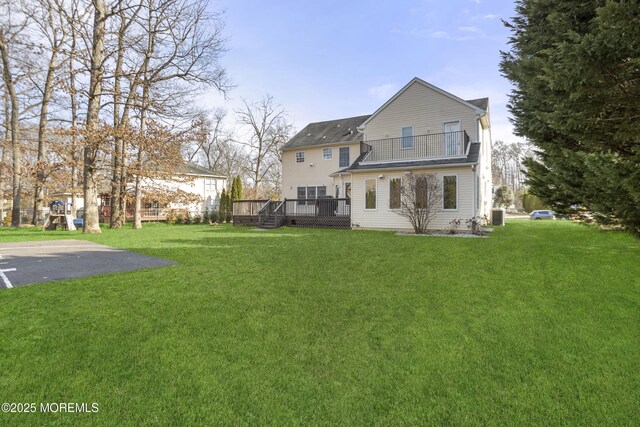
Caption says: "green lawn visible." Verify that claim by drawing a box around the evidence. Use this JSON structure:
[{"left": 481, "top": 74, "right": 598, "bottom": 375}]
[{"left": 0, "top": 221, "right": 639, "bottom": 425}]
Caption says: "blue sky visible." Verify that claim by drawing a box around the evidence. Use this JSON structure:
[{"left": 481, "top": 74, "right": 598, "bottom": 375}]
[{"left": 201, "top": 0, "right": 521, "bottom": 143}]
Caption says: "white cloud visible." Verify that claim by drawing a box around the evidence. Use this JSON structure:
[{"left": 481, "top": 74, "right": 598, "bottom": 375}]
[
  {"left": 471, "top": 13, "right": 500, "bottom": 21},
  {"left": 430, "top": 30, "right": 450, "bottom": 39},
  {"left": 398, "top": 26, "right": 499, "bottom": 42},
  {"left": 368, "top": 83, "right": 399, "bottom": 101}
]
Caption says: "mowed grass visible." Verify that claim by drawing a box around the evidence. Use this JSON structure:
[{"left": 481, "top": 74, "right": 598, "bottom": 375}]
[{"left": 0, "top": 221, "right": 639, "bottom": 425}]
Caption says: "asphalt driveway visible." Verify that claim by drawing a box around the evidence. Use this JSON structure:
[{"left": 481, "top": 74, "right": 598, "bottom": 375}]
[{"left": 0, "top": 239, "right": 176, "bottom": 289}]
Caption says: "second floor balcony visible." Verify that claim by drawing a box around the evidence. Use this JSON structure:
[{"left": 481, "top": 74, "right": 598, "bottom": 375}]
[{"left": 361, "top": 130, "right": 470, "bottom": 164}]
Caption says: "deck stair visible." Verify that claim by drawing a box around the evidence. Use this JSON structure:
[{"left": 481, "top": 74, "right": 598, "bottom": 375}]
[{"left": 257, "top": 200, "right": 285, "bottom": 229}]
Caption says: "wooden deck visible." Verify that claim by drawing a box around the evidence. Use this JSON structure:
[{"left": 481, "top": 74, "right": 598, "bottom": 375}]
[{"left": 233, "top": 199, "right": 351, "bottom": 229}]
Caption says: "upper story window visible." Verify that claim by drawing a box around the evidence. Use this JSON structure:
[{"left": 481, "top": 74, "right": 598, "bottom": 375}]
[
  {"left": 296, "top": 151, "right": 304, "bottom": 163},
  {"left": 205, "top": 178, "right": 216, "bottom": 191},
  {"left": 339, "top": 147, "right": 350, "bottom": 168},
  {"left": 401, "top": 126, "right": 414, "bottom": 149},
  {"left": 322, "top": 148, "right": 332, "bottom": 160}
]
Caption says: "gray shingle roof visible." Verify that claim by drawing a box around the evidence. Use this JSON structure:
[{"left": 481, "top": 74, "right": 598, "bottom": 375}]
[
  {"left": 466, "top": 98, "right": 489, "bottom": 110},
  {"left": 282, "top": 115, "right": 370, "bottom": 151},
  {"left": 181, "top": 163, "right": 226, "bottom": 178},
  {"left": 336, "top": 143, "right": 480, "bottom": 173}
]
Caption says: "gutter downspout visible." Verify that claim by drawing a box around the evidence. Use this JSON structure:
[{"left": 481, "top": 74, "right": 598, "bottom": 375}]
[{"left": 472, "top": 164, "right": 477, "bottom": 217}]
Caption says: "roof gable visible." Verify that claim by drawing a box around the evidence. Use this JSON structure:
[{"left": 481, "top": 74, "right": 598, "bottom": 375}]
[{"left": 359, "top": 78, "right": 486, "bottom": 129}]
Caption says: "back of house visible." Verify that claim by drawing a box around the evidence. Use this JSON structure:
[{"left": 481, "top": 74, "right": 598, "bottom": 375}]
[{"left": 281, "top": 77, "right": 492, "bottom": 231}]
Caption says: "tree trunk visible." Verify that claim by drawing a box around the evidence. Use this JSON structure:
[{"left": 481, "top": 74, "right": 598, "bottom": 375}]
[
  {"left": 132, "top": 0, "right": 154, "bottom": 230},
  {"left": 32, "top": 48, "right": 59, "bottom": 225},
  {"left": 0, "top": 28, "right": 21, "bottom": 227},
  {"left": 83, "top": 0, "right": 106, "bottom": 234},
  {"left": 133, "top": 169, "right": 142, "bottom": 229},
  {"left": 0, "top": 89, "right": 9, "bottom": 223},
  {"left": 110, "top": 10, "right": 126, "bottom": 229},
  {"left": 68, "top": 14, "right": 79, "bottom": 218}
]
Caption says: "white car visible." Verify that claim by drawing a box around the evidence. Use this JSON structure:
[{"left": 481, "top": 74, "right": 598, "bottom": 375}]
[{"left": 530, "top": 210, "right": 555, "bottom": 220}]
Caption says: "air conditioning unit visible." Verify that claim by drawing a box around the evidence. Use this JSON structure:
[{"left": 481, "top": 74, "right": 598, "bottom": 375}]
[{"left": 491, "top": 208, "right": 505, "bottom": 226}]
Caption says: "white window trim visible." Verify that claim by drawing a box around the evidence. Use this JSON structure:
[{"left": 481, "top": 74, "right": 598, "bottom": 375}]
[
  {"left": 322, "top": 148, "right": 333, "bottom": 160},
  {"left": 442, "top": 174, "right": 459, "bottom": 211},
  {"left": 296, "top": 151, "right": 305, "bottom": 163},
  {"left": 364, "top": 178, "right": 377, "bottom": 211},
  {"left": 401, "top": 126, "right": 414, "bottom": 150},
  {"left": 388, "top": 176, "right": 402, "bottom": 210}
]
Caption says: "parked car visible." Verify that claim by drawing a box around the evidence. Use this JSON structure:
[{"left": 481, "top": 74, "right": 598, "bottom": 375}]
[{"left": 530, "top": 210, "right": 555, "bottom": 220}]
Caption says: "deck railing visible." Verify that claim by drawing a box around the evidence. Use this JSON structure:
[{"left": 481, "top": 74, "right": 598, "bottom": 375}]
[
  {"left": 362, "top": 130, "right": 470, "bottom": 163},
  {"left": 283, "top": 198, "right": 351, "bottom": 218},
  {"left": 233, "top": 199, "right": 269, "bottom": 216},
  {"left": 232, "top": 198, "right": 351, "bottom": 229}
]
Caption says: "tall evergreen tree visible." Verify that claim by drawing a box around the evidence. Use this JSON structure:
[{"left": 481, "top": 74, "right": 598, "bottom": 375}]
[
  {"left": 220, "top": 188, "right": 228, "bottom": 218},
  {"left": 501, "top": 0, "right": 640, "bottom": 234},
  {"left": 231, "top": 176, "right": 242, "bottom": 201}
]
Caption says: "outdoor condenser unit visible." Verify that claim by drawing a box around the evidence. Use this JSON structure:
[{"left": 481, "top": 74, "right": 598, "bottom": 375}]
[{"left": 491, "top": 208, "right": 505, "bottom": 226}]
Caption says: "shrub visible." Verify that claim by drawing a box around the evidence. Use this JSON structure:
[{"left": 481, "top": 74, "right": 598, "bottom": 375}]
[
  {"left": 465, "top": 217, "right": 486, "bottom": 236},
  {"left": 166, "top": 209, "right": 177, "bottom": 225},
  {"left": 175, "top": 211, "right": 184, "bottom": 224},
  {"left": 192, "top": 214, "right": 202, "bottom": 224},
  {"left": 202, "top": 208, "right": 210, "bottom": 224},
  {"left": 209, "top": 210, "right": 219, "bottom": 224},
  {"left": 447, "top": 218, "right": 462, "bottom": 234},
  {"left": 2, "top": 212, "right": 11, "bottom": 227}
]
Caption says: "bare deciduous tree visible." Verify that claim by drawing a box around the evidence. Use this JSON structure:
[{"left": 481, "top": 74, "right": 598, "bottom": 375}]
[
  {"left": 26, "top": 0, "right": 68, "bottom": 225},
  {"left": 82, "top": 0, "right": 107, "bottom": 234},
  {"left": 395, "top": 173, "right": 443, "bottom": 234},
  {"left": 1, "top": 87, "right": 9, "bottom": 221},
  {"left": 235, "top": 94, "right": 292, "bottom": 198},
  {"left": 186, "top": 108, "right": 248, "bottom": 182},
  {"left": 0, "top": 26, "right": 22, "bottom": 227}
]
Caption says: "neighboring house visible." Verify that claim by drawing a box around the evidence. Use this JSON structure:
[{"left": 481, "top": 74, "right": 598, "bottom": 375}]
[
  {"left": 281, "top": 77, "right": 492, "bottom": 231},
  {"left": 136, "top": 163, "right": 227, "bottom": 213},
  {"left": 97, "top": 163, "right": 226, "bottom": 222}
]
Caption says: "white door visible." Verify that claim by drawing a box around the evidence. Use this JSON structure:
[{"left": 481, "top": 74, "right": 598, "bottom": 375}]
[{"left": 444, "top": 122, "right": 461, "bottom": 155}]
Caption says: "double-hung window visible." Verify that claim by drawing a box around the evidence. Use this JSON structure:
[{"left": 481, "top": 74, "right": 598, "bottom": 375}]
[
  {"left": 322, "top": 148, "right": 332, "bottom": 160},
  {"left": 339, "top": 147, "right": 350, "bottom": 168},
  {"left": 296, "top": 151, "right": 305, "bottom": 163},
  {"left": 401, "top": 126, "right": 414, "bottom": 149}
]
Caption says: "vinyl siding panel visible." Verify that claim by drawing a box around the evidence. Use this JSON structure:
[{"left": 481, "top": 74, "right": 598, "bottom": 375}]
[
  {"left": 350, "top": 167, "right": 475, "bottom": 231},
  {"left": 364, "top": 82, "right": 479, "bottom": 143},
  {"left": 281, "top": 142, "right": 360, "bottom": 199}
]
